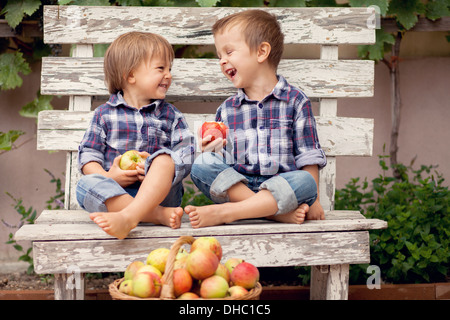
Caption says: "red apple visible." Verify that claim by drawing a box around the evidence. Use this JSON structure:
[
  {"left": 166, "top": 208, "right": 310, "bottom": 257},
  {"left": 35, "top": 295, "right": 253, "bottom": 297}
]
[
  {"left": 173, "top": 268, "right": 193, "bottom": 297},
  {"left": 200, "top": 275, "right": 229, "bottom": 298},
  {"left": 119, "top": 150, "right": 144, "bottom": 170},
  {"left": 190, "top": 237, "right": 223, "bottom": 261},
  {"left": 230, "top": 262, "right": 260, "bottom": 289},
  {"left": 136, "top": 264, "right": 162, "bottom": 278},
  {"left": 132, "top": 271, "right": 161, "bottom": 298},
  {"left": 186, "top": 247, "right": 219, "bottom": 280},
  {"left": 201, "top": 121, "right": 228, "bottom": 141}
]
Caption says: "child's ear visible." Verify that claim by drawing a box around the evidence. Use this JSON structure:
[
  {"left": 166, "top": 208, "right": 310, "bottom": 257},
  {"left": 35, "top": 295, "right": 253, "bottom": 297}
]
[
  {"left": 126, "top": 71, "right": 136, "bottom": 84},
  {"left": 257, "top": 42, "right": 271, "bottom": 63}
]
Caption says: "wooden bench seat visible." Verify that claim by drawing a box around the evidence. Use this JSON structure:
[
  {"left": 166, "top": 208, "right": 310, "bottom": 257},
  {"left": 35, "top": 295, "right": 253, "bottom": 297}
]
[{"left": 14, "top": 5, "right": 387, "bottom": 300}]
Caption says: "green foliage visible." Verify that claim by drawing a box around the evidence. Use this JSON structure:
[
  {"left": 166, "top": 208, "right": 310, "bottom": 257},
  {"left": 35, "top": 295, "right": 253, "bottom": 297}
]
[
  {"left": 0, "top": 130, "right": 25, "bottom": 151},
  {"left": 335, "top": 156, "right": 449, "bottom": 284},
  {"left": 181, "top": 181, "right": 214, "bottom": 207},
  {"left": 3, "top": 169, "right": 65, "bottom": 274},
  {"left": 0, "top": 51, "right": 31, "bottom": 90},
  {"left": 0, "top": 0, "right": 41, "bottom": 29},
  {"left": 19, "top": 91, "right": 53, "bottom": 119}
]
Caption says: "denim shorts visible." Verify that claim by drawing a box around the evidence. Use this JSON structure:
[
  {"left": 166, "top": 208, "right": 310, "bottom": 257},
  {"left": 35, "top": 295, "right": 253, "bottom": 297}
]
[
  {"left": 76, "top": 174, "right": 183, "bottom": 212},
  {"left": 190, "top": 152, "right": 317, "bottom": 215}
]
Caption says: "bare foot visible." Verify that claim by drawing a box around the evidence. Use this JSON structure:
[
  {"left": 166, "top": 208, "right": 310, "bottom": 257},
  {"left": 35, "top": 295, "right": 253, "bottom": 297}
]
[
  {"left": 90, "top": 206, "right": 184, "bottom": 239},
  {"left": 267, "top": 203, "right": 309, "bottom": 224},
  {"left": 185, "top": 204, "right": 235, "bottom": 228},
  {"left": 90, "top": 211, "right": 137, "bottom": 240}
]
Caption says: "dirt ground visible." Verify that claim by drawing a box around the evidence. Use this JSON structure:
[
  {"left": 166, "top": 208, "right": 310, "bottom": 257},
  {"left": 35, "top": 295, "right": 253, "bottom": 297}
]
[{"left": 0, "top": 267, "right": 302, "bottom": 291}]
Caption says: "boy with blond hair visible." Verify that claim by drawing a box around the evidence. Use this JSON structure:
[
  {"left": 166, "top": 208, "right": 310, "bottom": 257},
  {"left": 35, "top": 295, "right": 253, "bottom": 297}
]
[
  {"left": 76, "top": 32, "right": 194, "bottom": 239},
  {"left": 185, "top": 10, "right": 327, "bottom": 228}
]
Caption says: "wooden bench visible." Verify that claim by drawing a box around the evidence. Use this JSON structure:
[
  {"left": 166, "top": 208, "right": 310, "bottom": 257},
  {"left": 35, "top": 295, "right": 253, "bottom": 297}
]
[{"left": 14, "top": 5, "right": 387, "bottom": 300}]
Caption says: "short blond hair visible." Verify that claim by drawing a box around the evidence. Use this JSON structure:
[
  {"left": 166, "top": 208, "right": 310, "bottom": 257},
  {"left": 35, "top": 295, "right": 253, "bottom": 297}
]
[
  {"left": 212, "top": 10, "right": 284, "bottom": 69},
  {"left": 104, "top": 32, "right": 174, "bottom": 94}
]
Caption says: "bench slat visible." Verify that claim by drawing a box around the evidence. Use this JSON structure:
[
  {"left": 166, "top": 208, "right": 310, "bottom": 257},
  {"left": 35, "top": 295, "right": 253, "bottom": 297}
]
[
  {"left": 15, "top": 215, "right": 387, "bottom": 242},
  {"left": 41, "top": 57, "right": 374, "bottom": 98},
  {"left": 32, "top": 231, "right": 370, "bottom": 273},
  {"left": 43, "top": 6, "right": 376, "bottom": 45},
  {"left": 34, "top": 209, "right": 367, "bottom": 224},
  {"left": 37, "top": 110, "right": 374, "bottom": 156}
]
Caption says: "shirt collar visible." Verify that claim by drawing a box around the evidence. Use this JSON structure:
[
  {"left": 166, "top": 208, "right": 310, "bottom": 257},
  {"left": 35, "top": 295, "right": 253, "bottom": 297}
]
[
  {"left": 231, "top": 75, "right": 291, "bottom": 107},
  {"left": 106, "top": 92, "right": 162, "bottom": 113}
]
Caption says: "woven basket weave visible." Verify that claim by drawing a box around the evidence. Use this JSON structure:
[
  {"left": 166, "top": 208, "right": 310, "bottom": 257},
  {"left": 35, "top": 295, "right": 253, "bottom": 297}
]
[{"left": 109, "top": 235, "right": 262, "bottom": 300}]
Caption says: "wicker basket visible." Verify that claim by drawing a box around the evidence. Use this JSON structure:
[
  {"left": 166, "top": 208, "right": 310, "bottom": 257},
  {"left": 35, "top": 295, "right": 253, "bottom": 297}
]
[{"left": 109, "top": 235, "right": 262, "bottom": 300}]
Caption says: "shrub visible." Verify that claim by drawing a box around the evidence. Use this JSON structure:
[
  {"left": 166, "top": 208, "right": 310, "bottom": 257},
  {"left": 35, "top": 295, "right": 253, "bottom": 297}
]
[{"left": 335, "top": 155, "right": 449, "bottom": 284}]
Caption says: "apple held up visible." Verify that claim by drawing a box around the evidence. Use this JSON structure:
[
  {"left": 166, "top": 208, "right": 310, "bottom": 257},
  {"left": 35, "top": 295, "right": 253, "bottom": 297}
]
[
  {"left": 119, "top": 150, "right": 145, "bottom": 170},
  {"left": 201, "top": 121, "right": 228, "bottom": 142}
]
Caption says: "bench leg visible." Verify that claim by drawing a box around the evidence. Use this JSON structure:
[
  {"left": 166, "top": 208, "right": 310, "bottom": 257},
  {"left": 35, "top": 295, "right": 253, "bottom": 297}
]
[
  {"left": 310, "top": 264, "right": 349, "bottom": 300},
  {"left": 54, "top": 273, "right": 86, "bottom": 300}
]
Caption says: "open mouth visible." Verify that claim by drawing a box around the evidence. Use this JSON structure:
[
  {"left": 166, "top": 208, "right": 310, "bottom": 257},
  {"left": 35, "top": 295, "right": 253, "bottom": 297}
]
[{"left": 226, "top": 68, "right": 236, "bottom": 79}]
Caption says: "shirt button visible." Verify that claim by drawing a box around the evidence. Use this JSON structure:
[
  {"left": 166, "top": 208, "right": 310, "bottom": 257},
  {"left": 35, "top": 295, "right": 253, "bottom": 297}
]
[
  {"left": 260, "top": 148, "right": 265, "bottom": 153},
  {"left": 259, "top": 126, "right": 264, "bottom": 130},
  {"left": 258, "top": 103, "right": 263, "bottom": 108}
]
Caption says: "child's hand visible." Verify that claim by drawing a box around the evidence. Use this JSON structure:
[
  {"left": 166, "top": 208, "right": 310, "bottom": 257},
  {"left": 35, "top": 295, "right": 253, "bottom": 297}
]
[
  {"left": 107, "top": 155, "right": 139, "bottom": 187},
  {"left": 201, "top": 135, "right": 227, "bottom": 154},
  {"left": 136, "top": 151, "right": 150, "bottom": 182}
]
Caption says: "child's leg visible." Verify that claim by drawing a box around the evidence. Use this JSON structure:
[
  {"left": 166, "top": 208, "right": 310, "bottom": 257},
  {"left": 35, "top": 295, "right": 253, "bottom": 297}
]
[
  {"left": 89, "top": 154, "right": 183, "bottom": 239},
  {"left": 186, "top": 170, "right": 317, "bottom": 228}
]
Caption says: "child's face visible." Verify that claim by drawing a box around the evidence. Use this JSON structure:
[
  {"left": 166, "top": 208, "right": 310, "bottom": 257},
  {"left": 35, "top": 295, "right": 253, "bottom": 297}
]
[
  {"left": 214, "top": 25, "right": 259, "bottom": 90},
  {"left": 128, "top": 55, "right": 172, "bottom": 102}
]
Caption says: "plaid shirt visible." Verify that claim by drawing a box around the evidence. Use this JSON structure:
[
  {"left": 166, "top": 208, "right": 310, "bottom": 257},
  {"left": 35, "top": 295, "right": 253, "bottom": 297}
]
[
  {"left": 78, "top": 93, "right": 194, "bottom": 185},
  {"left": 217, "top": 75, "right": 326, "bottom": 176}
]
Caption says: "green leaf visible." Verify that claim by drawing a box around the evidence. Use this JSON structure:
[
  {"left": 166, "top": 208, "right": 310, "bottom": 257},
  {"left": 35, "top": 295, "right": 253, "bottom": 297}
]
[
  {"left": 270, "top": 0, "right": 307, "bottom": 6},
  {"left": 357, "top": 28, "right": 395, "bottom": 61},
  {"left": 1, "top": 0, "right": 41, "bottom": 29},
  {"left": 388, "top": 0, "right": 426, "bottom": 30},
  {"left": 0, "top": 130, "right": 25, "bottom": 151},
  {"left": 19, "top": 92, "right": 54, "bottom": 119},
  {"left": 349, "top": 0, "right": 389, "bottom": 16},
  {"left": 0, "top": 52, "right": 32, "bottom": 90},
  {"left": 196, "top": 0, "right": 220, "bottom": 6},
  {"left": 426, "top": 0, "right": 450, "bottom": 21}
]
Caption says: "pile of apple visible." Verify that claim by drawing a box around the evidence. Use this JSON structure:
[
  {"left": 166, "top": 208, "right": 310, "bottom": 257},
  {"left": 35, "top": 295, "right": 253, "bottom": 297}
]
[{"left": 118, "top": 237, "right": 260, "bottom": 299}]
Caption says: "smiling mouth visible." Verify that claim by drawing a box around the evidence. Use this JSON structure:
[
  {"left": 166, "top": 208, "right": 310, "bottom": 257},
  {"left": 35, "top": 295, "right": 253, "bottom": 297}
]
[{"left": 226, "top": 68, "right": 236, "bottom": 78}]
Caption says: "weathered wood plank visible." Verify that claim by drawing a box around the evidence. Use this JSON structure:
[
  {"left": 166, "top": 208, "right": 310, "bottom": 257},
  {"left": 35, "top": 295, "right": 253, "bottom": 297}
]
[
  {"left": 37, "top": 111, "right": 374, "bottom": 156},
  {"left": 41, "top": 57, "right": 375, "bottom": 98},
  {"left": 34, "top": 209, "right": 367, "bottom": 225},
  {"left": 32, "top": 231, "right": 370, "bottom": 274},
  {"left": 15, "top": 217, "right": 387, "bottom": 242},
  {"left": 43, "top": 6, "right": 376, "bottom": 45}
]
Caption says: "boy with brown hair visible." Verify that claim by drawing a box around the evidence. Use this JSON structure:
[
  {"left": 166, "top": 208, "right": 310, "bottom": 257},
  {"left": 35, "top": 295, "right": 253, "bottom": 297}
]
[
  {"left": 76, "top": 32, "right": 194, "bottom": 239},
  {"left": 185, "top": 10, "right": 327, "bottom": 228}
]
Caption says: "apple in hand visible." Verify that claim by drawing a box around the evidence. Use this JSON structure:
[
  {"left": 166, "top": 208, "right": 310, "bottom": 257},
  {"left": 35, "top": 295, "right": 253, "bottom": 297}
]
[
  {"left": 119, "top": 150, "right": 144, "bottom": 170},
  {"left": 201, "top": 121, "right": 228, "bottom": 141}
]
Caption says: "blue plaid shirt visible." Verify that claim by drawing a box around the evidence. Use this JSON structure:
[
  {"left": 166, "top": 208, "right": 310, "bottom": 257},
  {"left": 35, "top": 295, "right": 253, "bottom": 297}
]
[
  {"left": 217, "top": 75, "right": 326, "bottom": 176},
  {"left": 78, "top": 93, "right": 194, "bottom": 185}
]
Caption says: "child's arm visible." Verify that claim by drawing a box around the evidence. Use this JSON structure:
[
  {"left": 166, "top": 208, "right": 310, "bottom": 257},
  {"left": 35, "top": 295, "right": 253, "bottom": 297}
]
[{"left": 301, "top": 164, "right": 325, "bottom": 220}]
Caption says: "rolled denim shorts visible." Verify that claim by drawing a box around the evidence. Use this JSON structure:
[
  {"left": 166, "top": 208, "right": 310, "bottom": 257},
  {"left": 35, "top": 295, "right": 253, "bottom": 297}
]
[
  {"left": 190, "top": 152, "right": 317, "bottom": 215},
  {"left": 76, "top": 174, "right": 183, "bottom": 212}
]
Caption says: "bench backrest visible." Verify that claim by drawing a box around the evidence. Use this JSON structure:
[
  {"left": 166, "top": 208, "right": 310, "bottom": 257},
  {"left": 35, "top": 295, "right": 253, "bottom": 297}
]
[{"left": 39, "top": 5, "right": 375, "bottom": 211}]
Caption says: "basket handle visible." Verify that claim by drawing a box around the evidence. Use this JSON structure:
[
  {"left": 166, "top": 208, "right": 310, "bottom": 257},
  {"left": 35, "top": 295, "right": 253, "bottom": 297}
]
[{"left": 159, "top": 236, "right": 196, "bottom": 299}]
